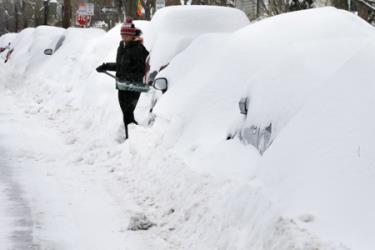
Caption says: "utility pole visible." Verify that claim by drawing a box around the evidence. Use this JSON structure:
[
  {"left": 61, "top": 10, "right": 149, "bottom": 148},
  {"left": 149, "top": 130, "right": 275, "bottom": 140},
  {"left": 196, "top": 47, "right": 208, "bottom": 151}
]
[{"left": 62, "top": 0, "right": 71, "bottom": 28}]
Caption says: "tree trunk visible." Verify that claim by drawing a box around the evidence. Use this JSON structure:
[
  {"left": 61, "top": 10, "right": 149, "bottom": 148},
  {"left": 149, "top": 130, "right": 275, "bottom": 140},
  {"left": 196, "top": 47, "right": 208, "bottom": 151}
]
[
  {"left": 62, "top": 0, "right": 71, "bottom": 28},
  {"left": 126, "top": 0, "right": 136, "bottom": 18},
  {"left": 15, "top": 4, "right": 18, "bottom": 31},
  {"left": 166, "top": 0, "right": 181, "bottom": 6}
]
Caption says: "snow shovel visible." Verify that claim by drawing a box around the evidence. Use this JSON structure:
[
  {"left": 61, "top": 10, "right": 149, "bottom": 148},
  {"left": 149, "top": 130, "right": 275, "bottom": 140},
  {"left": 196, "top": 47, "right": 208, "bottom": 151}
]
[
  {"left": 103, "top": 71, "right": 150, "bottom": 93},
  {"left": 102, "top": 71, "right": 149, "bottom": 140}
]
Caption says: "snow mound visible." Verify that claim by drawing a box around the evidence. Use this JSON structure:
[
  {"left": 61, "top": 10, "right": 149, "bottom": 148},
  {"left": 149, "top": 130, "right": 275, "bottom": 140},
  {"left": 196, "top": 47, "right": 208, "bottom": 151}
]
[
  {"left": 150, "top": 7, "right": 375, "bottom": 249},
  {"left": 147, "top": 5, "right": 250, "bottom": 72}
]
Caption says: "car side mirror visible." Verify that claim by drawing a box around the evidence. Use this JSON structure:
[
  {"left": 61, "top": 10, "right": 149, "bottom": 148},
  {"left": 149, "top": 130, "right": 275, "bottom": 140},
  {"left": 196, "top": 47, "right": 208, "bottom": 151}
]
[
  {"left": 239, "top": 97, "right": 249, "bottom": 115},
  {"left": 153, "top": 78, "right": 168, "bottom": 93},
  {"left": 44, "top": 48, "right": 53, "bottom": 55}
]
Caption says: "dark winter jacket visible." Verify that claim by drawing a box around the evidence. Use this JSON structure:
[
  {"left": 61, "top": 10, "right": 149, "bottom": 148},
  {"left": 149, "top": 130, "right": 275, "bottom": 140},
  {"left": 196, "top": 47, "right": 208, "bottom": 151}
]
[{"left": 106, "top": 41, "right": 149, "bottom": 82}]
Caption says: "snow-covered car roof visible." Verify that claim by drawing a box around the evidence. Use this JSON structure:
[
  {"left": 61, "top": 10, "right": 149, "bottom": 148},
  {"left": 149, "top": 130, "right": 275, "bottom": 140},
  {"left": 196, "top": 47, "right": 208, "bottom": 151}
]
[{"left": 147, "top": 5, "right": 250, "bottom": 73}]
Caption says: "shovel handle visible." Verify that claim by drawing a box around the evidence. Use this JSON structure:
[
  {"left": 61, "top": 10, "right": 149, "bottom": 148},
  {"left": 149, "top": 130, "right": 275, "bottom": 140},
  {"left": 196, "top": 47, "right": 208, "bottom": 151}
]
[{"left": 103, "top": 71, "right": 116, "bottom": 79}]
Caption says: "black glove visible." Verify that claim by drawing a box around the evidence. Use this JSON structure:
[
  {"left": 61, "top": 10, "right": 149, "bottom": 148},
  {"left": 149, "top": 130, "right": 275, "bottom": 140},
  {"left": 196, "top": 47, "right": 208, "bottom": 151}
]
[{"left": 96, "top": 63, "right": 107, "bottom": 72}]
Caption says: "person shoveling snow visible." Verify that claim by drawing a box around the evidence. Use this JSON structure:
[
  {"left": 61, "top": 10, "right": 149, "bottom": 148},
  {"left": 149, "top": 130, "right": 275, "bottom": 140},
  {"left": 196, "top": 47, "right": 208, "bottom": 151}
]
[{"left": 96, "top": 17, "right": 149, "bottom": 140}]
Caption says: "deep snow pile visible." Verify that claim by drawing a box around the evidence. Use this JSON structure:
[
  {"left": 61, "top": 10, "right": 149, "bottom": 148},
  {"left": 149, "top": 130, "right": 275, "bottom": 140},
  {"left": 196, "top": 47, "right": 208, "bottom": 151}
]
[
  {"left": 1, "top": 6, "right": 375, "bottom": 250},
  {"left": 151, "top": 7, "right": 375, "bottom": 250}
]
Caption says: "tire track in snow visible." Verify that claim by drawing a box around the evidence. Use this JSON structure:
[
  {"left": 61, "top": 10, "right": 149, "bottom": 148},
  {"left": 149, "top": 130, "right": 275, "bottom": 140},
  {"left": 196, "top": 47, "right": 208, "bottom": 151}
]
[{"left": 0, "top": 120, "right": 40, "bottom": 250}]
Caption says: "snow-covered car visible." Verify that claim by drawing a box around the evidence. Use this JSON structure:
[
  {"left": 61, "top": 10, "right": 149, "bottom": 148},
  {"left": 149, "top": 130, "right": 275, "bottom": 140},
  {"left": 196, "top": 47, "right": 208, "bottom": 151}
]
[
  {"left": 28, "top": 26, "right": 66, "bottom": 58},
  {"left": 135, "top": 5, "right": 250, "bottom": 123},
  {"left": 43, "top": 34, "right": 66, "bottom": 56},
  {"left": 139, "top": 10, "right": 375, "bottom": 248},
  {"left": 146, "top": 5, "right": 250, "bottom": 79},
  {"left": 146, "top": 7, "right": 375, "bottom": 156}
]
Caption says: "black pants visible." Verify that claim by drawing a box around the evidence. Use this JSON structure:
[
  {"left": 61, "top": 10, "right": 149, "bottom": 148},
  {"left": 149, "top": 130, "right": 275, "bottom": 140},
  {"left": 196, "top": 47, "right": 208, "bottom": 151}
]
[{"left": 118, "top": 90, "right": 140, "bottom": 126}]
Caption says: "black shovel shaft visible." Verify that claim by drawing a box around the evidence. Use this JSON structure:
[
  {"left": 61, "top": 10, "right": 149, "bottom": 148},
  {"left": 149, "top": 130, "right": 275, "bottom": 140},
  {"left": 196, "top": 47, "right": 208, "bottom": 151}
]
[
  {"left": 104, "top": 71, "right": 116, "bottom": 79},
  {"left": 102, "top": 70, "right": 130, "bottom": 139}
]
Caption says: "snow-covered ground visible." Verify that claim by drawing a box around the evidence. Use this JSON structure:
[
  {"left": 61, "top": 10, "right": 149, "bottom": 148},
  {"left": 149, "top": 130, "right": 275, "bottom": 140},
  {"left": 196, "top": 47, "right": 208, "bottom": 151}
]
[
  {"left": 0, "top": 87, "right": 168, "bottom": 249},
  {"left": 1, "top": 6, "right": 375, "bottom": 250}
]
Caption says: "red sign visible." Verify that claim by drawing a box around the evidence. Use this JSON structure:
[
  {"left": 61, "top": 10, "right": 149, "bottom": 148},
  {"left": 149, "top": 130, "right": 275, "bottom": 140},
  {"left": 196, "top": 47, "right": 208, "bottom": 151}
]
[{"left": 76, "top": 14, "right": 91, "bottom": 27}]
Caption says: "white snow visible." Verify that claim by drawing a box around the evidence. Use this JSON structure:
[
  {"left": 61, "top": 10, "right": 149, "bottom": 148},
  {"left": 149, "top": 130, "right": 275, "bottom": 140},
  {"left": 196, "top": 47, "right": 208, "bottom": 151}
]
[
  {"left": 257, "top": 43, "right": 375, "bottom": 249},
  {"left": 147, "top": 5, "right": 250, "bottom": 73},
  {"left": 0, "top": 6, "right": 375, "bottom": 250},
  {"left": 151, "top": 7, "right": 375, "bottom": 249}
]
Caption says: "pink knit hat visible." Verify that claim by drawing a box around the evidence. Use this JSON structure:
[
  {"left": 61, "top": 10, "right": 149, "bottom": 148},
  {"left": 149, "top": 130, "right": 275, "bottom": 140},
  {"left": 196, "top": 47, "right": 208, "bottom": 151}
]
[{"left": 120, "top": 17, "right": 137, "bottom": 36}]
